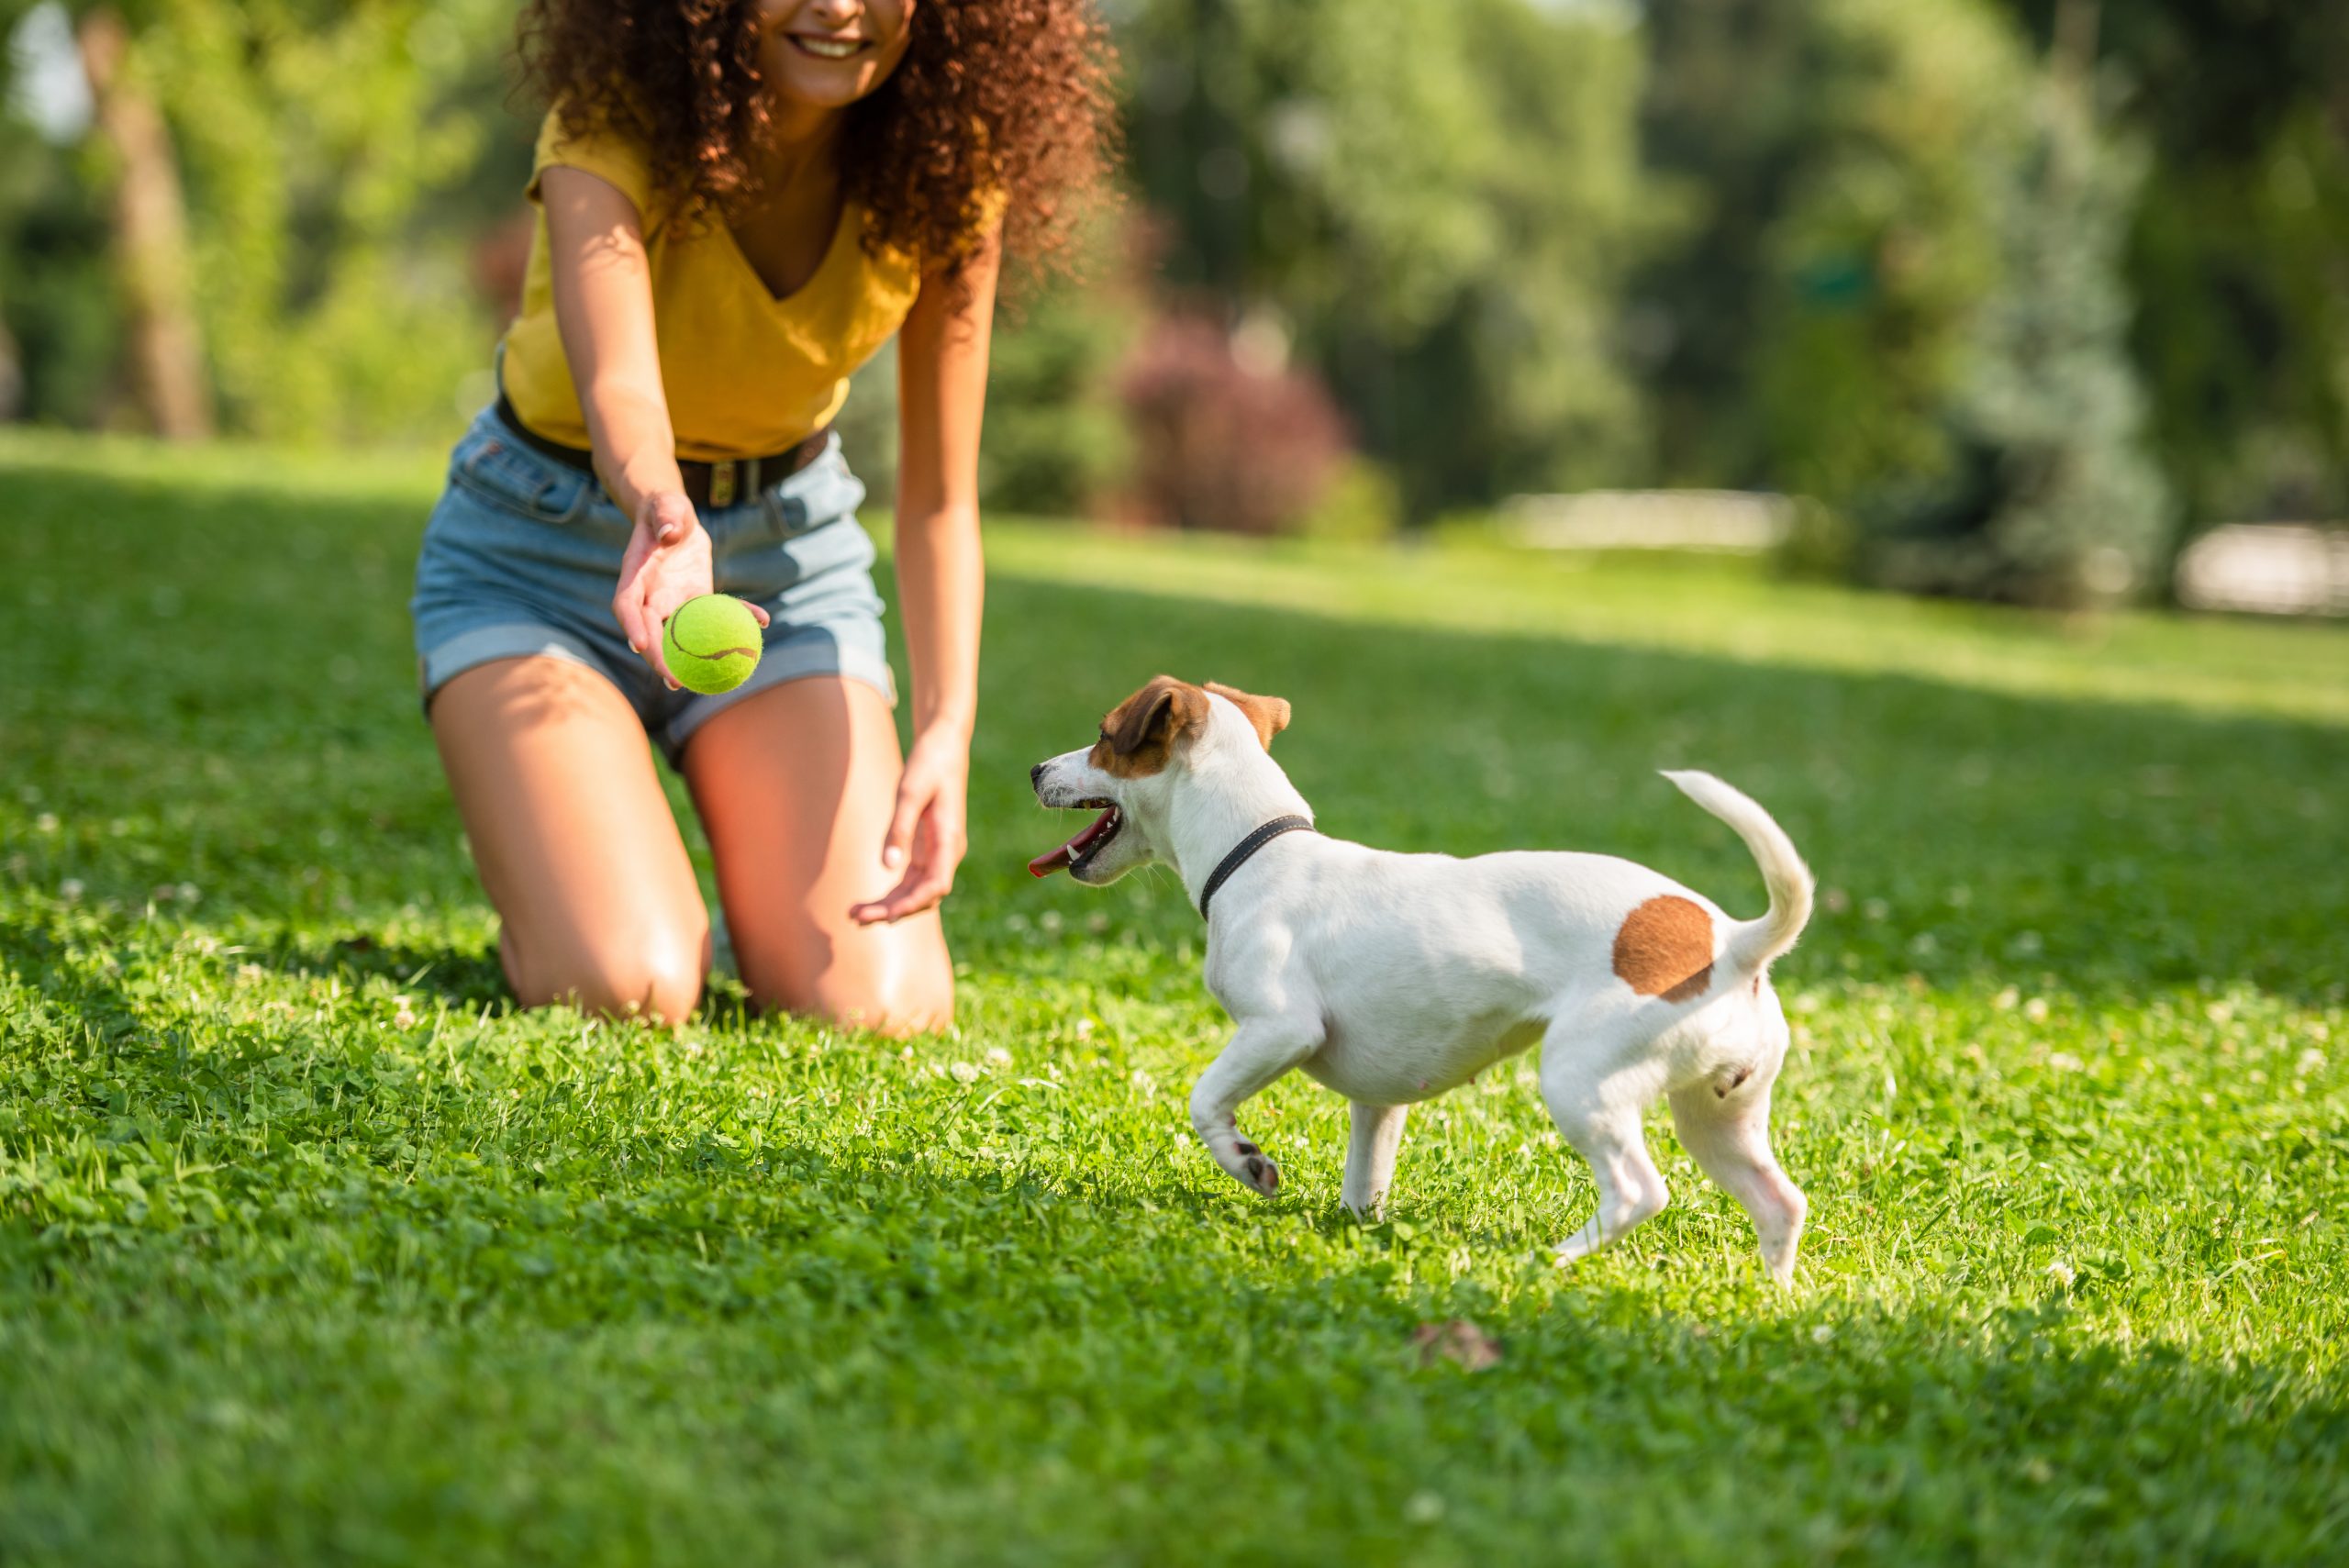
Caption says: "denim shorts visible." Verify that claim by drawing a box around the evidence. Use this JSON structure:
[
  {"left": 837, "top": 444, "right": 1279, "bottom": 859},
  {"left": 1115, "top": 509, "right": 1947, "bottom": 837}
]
[{"left": 411, "top": 404, "right": 896, "bottom": 766}]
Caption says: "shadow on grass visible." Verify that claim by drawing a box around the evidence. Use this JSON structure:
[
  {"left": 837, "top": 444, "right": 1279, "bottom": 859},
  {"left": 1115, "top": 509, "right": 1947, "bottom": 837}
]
[{"left": 277, "top": 930, "right": 513, "bottom": 1011}]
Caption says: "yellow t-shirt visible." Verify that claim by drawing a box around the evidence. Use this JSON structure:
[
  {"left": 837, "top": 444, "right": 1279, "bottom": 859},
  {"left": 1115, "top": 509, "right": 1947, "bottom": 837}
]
[{"left": 499, "top": 109, "right": 922, "bottom": 462}]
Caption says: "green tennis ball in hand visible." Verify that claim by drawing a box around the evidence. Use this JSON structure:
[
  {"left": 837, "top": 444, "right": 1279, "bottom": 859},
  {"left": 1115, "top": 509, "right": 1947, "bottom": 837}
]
[{"left": 661, "top": 595, "right": 764, "bottom": 695}]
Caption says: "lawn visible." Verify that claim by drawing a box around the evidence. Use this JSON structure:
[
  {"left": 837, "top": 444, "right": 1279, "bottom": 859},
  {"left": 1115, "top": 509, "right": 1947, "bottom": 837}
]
[{"left": 3, "top": 429, "right": 2345, "bottom": 1565}]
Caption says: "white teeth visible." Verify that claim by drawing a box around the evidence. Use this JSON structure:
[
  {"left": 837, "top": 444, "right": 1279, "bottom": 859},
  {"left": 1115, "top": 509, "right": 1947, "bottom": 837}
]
[{"left": 796, "top": 37, "right": 861, "bottom": 59}]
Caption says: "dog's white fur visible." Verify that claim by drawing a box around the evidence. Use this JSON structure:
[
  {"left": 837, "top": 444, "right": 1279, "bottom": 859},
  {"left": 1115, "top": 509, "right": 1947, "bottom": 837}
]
[{"left": 1032, "top": 681, "right": 1818, "bottom": 1284}]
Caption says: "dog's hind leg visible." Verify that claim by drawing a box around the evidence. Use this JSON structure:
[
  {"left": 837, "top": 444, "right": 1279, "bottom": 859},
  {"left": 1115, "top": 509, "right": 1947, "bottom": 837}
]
[
  {"left": 1669, "top": 1070, "right": 1808, "bottom": 1287},
  {"left": 1542, "top": 1035, "right": 1671, "bottom": 1267},
  {"left": 1340, "top": 1102, "right": 1408, "bottom": 1218},
  {"left": 1189, "top": 1017, "right": 1323, "bottom": 1198}
]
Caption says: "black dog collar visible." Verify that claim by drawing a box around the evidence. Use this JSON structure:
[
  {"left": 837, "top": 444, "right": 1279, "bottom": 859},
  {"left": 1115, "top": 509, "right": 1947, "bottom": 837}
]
[{"left": 1197, "top": 816, "right": 1316, "bottom": 921}]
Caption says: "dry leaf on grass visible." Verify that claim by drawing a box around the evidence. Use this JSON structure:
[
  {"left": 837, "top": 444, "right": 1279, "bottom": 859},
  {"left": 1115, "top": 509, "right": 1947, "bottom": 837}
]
[{"left": 1412, "top": 1319, "right": 1501, "bottom": 1371}]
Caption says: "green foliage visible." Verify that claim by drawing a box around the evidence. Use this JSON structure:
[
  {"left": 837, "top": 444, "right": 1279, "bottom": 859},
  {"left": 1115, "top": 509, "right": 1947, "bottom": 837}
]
[
  {"left": 1751, "top": 0, "right": 2024, "bottom": 508},
  {"left": 1122, "top": 0, "right": 1666, "bottom": 516},
  {"left": 1647, "top": 0, "right": 2348, "bottom": 573},
  {"left": 137, "top": 0, "right": 511, "bottom": 444},
  {"left": 979, "top": 256, "right": 1138, "bottom": 517},
  {"left": 2127, "top": 106, "right": 2349, "bottom": 525},
  {"left": 1992, "top": 0, "right": 2349, "bottom": 529},
  {"left": 0, "top": 111, "right": 117, "bottom": 425},
  {"left": 1857, "top": 77, "right": 2171, "bottom": 606},
  {"left": 1294, "top": 454, "right": 1400, "bottom": 542},
  {"left": 4, "top": 434, "right": 2347, "bottom": 1562},
  {"left": 830, "top": 254, "right": 1138, "bottom": 518},
  {"left": 1743, "top": 0, "right": 2171, "bottom": 606}
]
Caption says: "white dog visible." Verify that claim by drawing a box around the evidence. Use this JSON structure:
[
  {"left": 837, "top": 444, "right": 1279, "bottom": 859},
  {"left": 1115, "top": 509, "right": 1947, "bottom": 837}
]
[{"left": 1030, "top": 675, "right": 1818, "bottom": 1284}]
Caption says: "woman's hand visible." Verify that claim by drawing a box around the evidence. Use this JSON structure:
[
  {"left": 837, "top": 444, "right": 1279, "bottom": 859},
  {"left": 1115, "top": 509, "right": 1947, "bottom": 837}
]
[
  {"left": 610, "top": 490, "right": 767, "bottom": 688},
  {"left": 850, "top": 725, "right": 970, "bottom": 926}
]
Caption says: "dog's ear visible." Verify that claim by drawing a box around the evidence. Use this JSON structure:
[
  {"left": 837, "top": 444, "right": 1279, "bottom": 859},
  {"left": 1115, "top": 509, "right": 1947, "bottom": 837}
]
[
  {"left": 1095, "top": 675, "right": 1209, "bottom": 775},
  {"left": 1205, "top": 683, "right": 1292, "bottom": 751}
]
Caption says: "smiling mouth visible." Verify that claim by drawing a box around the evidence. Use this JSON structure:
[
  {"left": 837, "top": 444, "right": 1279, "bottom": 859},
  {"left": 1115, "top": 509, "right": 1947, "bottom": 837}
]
[
  {"left": 1029, "top": 800, "right": 1121, "bottom": 878},
  {"left": 790, "top": 34, "right": 869, "bottom": 61}
]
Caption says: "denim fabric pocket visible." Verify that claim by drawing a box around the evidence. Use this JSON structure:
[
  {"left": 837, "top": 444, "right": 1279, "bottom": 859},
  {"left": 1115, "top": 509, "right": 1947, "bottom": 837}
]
[{"left": 449, "top": 426, "right": 593, "bottom": 526}]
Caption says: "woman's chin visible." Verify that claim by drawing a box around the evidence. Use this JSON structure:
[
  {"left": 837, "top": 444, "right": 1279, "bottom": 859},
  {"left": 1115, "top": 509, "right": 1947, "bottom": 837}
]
[{"left": 764, "top": 56, "right": 889, "bottom": 111}]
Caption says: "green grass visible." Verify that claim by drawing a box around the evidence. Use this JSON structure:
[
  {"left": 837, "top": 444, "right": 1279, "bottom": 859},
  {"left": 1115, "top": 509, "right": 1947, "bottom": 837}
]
[{"left": 3, "top": 428, "right": 2345, "bottom": 1565}]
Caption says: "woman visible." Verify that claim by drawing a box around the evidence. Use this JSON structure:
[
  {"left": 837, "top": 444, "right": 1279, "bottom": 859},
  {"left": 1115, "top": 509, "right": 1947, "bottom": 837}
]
[{"left": 410, "top": 0, "right": 1112, "bottom": 1030}]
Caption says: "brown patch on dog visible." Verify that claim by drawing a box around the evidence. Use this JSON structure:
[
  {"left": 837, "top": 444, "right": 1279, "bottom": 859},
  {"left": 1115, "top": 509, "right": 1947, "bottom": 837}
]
[
  {"left": 1204, "top": 682, "right": 1292, "bottom": 751},
  {"left": 1087, "top": 675, "right": 1210, "bottom": 778},
  {"left": 1613, "top": 895, "right": 1716, "bottom": 1003}
]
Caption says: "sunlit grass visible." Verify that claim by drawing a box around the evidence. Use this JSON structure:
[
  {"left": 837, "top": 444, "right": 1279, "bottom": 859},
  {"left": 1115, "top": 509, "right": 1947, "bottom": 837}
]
[{"left": 3, "top": 430, "right": 2344, "bottom": 1565}]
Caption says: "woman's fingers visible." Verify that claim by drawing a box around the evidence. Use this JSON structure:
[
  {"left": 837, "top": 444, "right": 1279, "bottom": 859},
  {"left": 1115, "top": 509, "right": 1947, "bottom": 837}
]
[
  {"left": 614, "top": 514, "right": 663, "bottom": 654},
  {"left": 647, "top": 491, "right": 695, "bottom": 545},
  {"left": 647, "top": 622, "right": 680, "bottom": 689},
  {"left": 611, "top": 491, "right": 711, "bottom": 685},
  {"left": 850, "top": 862, "right": 953, "bottom": 924},
  {"left": 878, "top": 778, "right": 926, "bottom": 872},
  {"left": 611, "top": 573, "right": 652, "bottom": 657},
  {"left": 852, "top": 806, "right": 962, "bottom": 925}
]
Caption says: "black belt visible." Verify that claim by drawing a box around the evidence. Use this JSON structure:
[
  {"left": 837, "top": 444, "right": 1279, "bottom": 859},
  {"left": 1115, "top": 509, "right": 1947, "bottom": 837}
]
[{"left": 494, "top": 393, "right": 830, "bottom": 511}]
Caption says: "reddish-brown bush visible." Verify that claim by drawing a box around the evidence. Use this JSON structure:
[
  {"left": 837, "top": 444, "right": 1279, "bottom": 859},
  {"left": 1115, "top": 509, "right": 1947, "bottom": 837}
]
[{"left": 1115, "top": 315, "right": 1349, "bottom": 535}]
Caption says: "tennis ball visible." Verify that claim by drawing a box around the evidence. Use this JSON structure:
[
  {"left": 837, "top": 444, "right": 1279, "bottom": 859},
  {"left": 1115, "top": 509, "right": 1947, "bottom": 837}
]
[{"left": 661, "top": 595, "right": 764, "bottom": 695}]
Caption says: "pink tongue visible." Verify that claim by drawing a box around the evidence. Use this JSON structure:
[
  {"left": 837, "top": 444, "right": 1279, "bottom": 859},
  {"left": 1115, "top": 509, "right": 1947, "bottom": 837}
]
[{"left": 1029, "top": 807, "right": 1116, "bottom": 878}]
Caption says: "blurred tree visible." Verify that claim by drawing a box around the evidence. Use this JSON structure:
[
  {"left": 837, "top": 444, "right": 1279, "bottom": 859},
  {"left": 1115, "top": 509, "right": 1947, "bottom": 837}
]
[
  {"left": 1, "top": 0, "right": 512, "bottom": 444},
  {"left": 829, "top": 213, "right": 1141, "bottom": 518},
  {"left": 70, "top": 3, "right": 212, "bottom": 437},
  {"left": 0, "top": 107, "right": 118, "bottom": 428},
  {"left": 1749, "top": 0, "right": 2023, "bottom": 510},
  {"left": 1119, "top": 0, "right": 1664, "bottom": 517},
  {"left": 980, "top": 260, "right": 1138, "bottom": 517},
  {"left": 1656, "top": 0, "right": 2169, "bottom": 605},
  {"left": 1992, "top": 0, "right": 2349, "bottom": 526},
  {"left": 0, "top": 288, "right": 18, "bottom": 418},
  {"left": 1635, "top": 0, "right": 1821, "bottom": 486},
  {"left": 1370, "top": 0, "right": 1671, "bottom": 507},
  {"left": 139, "top": 0, "right": 509, "bottom": 444},
  {"left": 1659, "top": 0, "right": 2349, "bottom": 529},
  {"left": 1852, "top": 25, "right": 2171, "bottom": 606}
]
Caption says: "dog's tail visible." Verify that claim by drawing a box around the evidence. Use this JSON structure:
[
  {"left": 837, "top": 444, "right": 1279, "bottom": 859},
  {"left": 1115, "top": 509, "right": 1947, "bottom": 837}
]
[{"left": 1662, "top": 770, "right": 1814, "bottom": 974}]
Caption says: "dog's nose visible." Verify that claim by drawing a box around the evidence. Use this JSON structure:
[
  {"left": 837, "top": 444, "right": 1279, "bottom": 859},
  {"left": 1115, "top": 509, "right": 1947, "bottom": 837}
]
[{"left": 1030, "top": 762, "right": 1045, "bottom": 787}]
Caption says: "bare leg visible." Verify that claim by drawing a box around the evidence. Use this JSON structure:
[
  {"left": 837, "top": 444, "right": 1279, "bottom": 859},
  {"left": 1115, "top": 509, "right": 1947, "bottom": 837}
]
[
  {"left": 1670, "top": 1075, "right": 1808, "bottom": 1286},
  {"left": 1341, "top": 1102, "right": 1409, "bottom": 1218},
  {"left": 683, "top": 677, "right": 953, "bottom": 1036},
  {"left": 430, "top": 657, "right": 709, "bottom": 1023},
  {"left": 1188, "top": 1018, "right": 1323, "bottom": 1196}
]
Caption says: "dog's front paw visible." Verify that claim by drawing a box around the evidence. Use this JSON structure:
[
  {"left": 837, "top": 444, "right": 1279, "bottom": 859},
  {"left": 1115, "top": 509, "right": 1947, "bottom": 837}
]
[{"left": 1230, "top": 1138, "right": 1282, "bottom": 1197}]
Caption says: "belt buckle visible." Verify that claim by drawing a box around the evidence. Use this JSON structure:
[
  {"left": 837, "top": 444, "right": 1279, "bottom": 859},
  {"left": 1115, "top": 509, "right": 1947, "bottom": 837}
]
[{"left": 709, "top": 459, "right": 738, "bottom": 508}]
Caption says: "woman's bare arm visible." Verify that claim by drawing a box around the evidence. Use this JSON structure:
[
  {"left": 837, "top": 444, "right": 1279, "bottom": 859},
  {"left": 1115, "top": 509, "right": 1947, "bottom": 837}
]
[
  {"left": 848, "top": 228, "right": 1000, "bottom": 925},
  {"left": 540, "top": 166, "right": 683, "bottom": 519},
  {"left": 540, "top": 165, "right": 756, "bottom": 681}
]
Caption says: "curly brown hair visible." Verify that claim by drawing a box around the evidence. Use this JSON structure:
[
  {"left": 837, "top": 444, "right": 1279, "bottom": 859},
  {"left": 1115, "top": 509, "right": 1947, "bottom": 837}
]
[{"left": 516, "top": 1, "right": 1118, "bottom": 293}]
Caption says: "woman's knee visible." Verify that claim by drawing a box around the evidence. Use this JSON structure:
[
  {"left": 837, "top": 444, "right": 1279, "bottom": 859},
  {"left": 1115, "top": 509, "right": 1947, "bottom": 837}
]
[
  {"left": 814, "top": 976, "right": 953, "bottom": 1037},
  {"left": 752, "top": 947, "right": 954, "bottom": 1037},
  {"left": 502, "top": 917, "right": 710, "bottom": 1026}
]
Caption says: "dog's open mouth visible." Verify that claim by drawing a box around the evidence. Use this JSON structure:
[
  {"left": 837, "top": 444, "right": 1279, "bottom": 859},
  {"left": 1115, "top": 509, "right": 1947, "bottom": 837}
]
[{"left": 1030, "top": 800, "right": 1121, "bottom": 877}]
